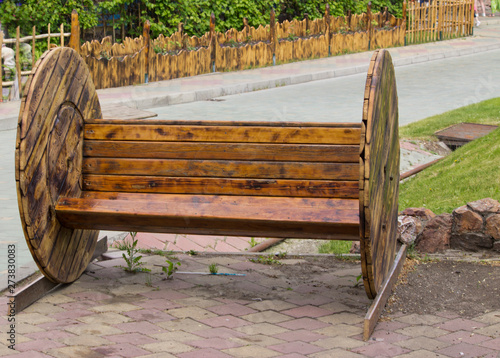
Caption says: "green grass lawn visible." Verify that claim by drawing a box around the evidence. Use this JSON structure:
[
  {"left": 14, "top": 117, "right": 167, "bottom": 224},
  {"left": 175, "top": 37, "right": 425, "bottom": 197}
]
[
  {"left": 319, "top": 98, "right": 500, "bottom": 254},
  {"left": 399, "top": 97, "right": 500, "bottom": 214}
]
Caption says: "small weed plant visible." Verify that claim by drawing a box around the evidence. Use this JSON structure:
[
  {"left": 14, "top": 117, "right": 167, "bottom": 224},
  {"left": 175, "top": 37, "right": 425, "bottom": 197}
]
[
  {"left": 120, "top": 232, "right": 151, "bottom": 273},
  {"left": 209, "top": 263, "right": 219, "bottom": 274},
  {"left": 250, "top": 254, "right": 283, "bottom": 265},
  {"left": 163, "top": 259, "right": 181, "bottom": 279}
]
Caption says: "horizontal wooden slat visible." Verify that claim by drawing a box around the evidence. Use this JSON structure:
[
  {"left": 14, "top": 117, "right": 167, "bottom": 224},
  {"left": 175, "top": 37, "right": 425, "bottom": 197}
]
[
  {"left": 86, "top": 119, "right": 363, "bottom": 128},
  {"left": 83, "top": 141, "right": 360, "bottom": 163},
  {"left": 82, "top": 158, "right": 359, "bottom": 181},
  {"left": 56, "top": 193, "right": 360, "bottom": 240},
  {"left": 82, "top": 175, "right": 360, "bottom": 198},
  {"left": 84, "top": 124, "right": 361, "bottom": 145}
]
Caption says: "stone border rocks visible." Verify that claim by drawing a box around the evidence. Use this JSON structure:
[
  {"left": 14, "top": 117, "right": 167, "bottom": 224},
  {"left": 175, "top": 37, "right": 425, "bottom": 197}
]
[{"left": 398, "top": 198, "right": 500, "bottom": 254}]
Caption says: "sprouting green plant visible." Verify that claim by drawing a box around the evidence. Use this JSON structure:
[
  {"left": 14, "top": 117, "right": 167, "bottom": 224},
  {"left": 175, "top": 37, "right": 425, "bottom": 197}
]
[
  {"left": 209, "top": 263, "right": 219, "bottom": 274},
  {"left": 250, "top": 254, "right": 283, "bottom": 265},
  {"left": 187, "top": 249, "right": 198, "bottom": 256},
  {"left": 276, "top": 252, "right": 287, "bottom": 259},
  {"left": 120, "top": 232, "right": 151, "bottom": 273},
  {"left": 371, "top": 20, "right": 379, "bottom": 27},
  {"left": 248, "top": 238, "right": 258, "bottom": 248},
  {"left": 245, "top": 35, "right": 252, "bottom": 43},
  {"left": 354, "top": 274, "right": 363, "bottom": 287},
  {"left": 162, "top": 259, "right": 181, "bottom": 279},
  {"left": 227, "top": 38, "right": 239, "bottom": 47},
  {"left": 287, "top": 33, "right": 298, "bottom": 41}
]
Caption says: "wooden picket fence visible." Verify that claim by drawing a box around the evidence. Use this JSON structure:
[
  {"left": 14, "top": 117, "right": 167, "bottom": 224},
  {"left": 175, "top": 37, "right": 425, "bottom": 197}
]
[
  {"left": 0, "top": 23, "right": 70, "bottom": 101},
  {"left": 1, "top": 1, "right": 473, "bottom": 96},
  {"left": 406, "top": 0, "right": 474, "bottom": 44}
]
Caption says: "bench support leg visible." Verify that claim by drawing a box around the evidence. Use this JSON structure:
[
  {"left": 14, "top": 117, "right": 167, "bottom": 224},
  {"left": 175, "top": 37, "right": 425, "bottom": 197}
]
[
  {"left": 6, "top": 237, "right": 108, "bottom": 315},
  {"left": 363, "top": 244, "right": 407, "bottom": 341}
]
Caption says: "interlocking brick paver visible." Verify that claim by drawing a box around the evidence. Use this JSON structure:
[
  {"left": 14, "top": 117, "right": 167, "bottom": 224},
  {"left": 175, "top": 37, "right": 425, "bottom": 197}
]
[
  {"left": 396, "top": 314, "right": 447, "bottom": 326},
  {"left": 167, "top": 306, "right": 217, "bottom": 320},
  {"left": 65, "top": 323, "right": 124, "bottom": 336},
  {"left": 391, "top": 350, "right": 450, "bottom": 358},
  {"left": 123, "top": 308, "right": 175, "bottom": 322},
  {"left": 135, "top": 298, "right": 183, "bottom": 311},
  {"left": 473, "top": 311, "right": 500, "bottom": 325},
  {"left": 280, "top": 305, "right": 332, "bottom": 318},
  {"left": 285, "top": 295, "right": 333, "bottom": 306},
  {"left": 309, "top": 348, "right": 365, "bottom": 357},
  {"left": 140, "top": 340, "right": 194, "bottom": 354},
  {"left": 273, "top": 329, "right": 328, "bottom": 343},
  {"left": 24, "top": 330, "right": 75, "bottom": 341},
  {"left": 113, "top": 321, "right": 167, "bottom": 335},
  {"left": 268, "top": 341, "right": 324, "bottom": 355},
  {"left": 319, "top": 301, "right": 356, "bottom": 313},
  {"left": 318, "top": 312, "right": 364, "bottom": 325},
  {"left": 12, "top": 323, "right": 43, "bottom": 334},
  {"left": 351, "top": 341, "right": 410, "bottom": 357},
  {"left": 481, "top": 337, "right": 500, "bottom": 350},
  {"left": 60, "top": 334, "right": 112, "bottom": 347},
  {"left": 436, "top": 318, "right": 487, "bottom": 332},
  {"left": 23, "top": 302, "right": 65, "bottom": 315},
  {"left": 242, "top": 310, "right": 293, "bottom": 324},
  {"left": 2, "top": 351, "right": 60, "bottom": 358},
  {"left": 222, "top": 345, "right": 280, "bottom": 357},
  {"left": 189, "top": 337, "right": 243, "bottom": 349},
  {"left": 232, "top": 334, "right": 286, "bottom": 347},
  {"left": 90, "top": 302, "right": 142, "bottom": 313},
  {"left": 395, "top": 325, "right": 447, "bottom": 339},
  {"left": 362, "top": 330, "right": 410, "bottom": 343},
  {"left": 436, "top": 342, "right": 496, "bottom": 357},
  {"left": 278, "top": 317, "right": 330, "bottom": 331},
  {"left": 92, "top": 343, "right": 151, "bottom": 357},
  {"left": 236, "top": 322, "right": 290, "bottom": 335},
  {"left": 14, "top": 339, "right": 66, "bottom": 352},
  {"left": 247, "top": 299, "right": 297, "bottom": 312},
  {"left": 15, "top": 312, "right": 55, "bottom": 325},
  {"left": 78, "top": 312, "right": 132, "bottom": 325},
  {"left": 36, "top": 319, "right": 81, "bottom": 331},
  {"left": 150, "top": 331, "right": 200, "bottom": 342},
  {"left": 206, "top": 302, "right": 257, "bottom": 316},
  {"left": 200, "top": 315, "right": 251, "bottom": 328},
  {"left": 67, "top": 292, "right": 113, "bottom": 301},
  {"left": 140, "top": 290, "right": 189, "bottom": 300},
  {"left": 177, "top": 348, "right": 233, "bottom": 358},
  {"left": 395, "top": 336, "right": 451, "bottom": 351},
  {"left": 473, "top": 323, "right": 500, "bottom": 338},
  {"left": 312, "top": 336, "right": 366, "bottom": 350},
  {"left": 437, "top": 330, "right": 492, "bottom": 345},
  {"left": 315, "top": 323, "right": 363, "bottom": 337},
  {"left": 194, "top": 327, "right": 246, "bottom": 339},
  {"left": 51, "top": 309, "right": 95, "bottom": 320},
  {"left": 156, "top": 318, "right": 210, "bottom": 332},
  {"left": 106, "top": 332, "right": 157, "bottom": 345}
]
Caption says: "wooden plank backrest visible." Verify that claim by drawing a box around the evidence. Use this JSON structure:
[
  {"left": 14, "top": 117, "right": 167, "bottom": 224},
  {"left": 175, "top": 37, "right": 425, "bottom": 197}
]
[{"left": 82, "top": 120, "right": 362, "bottom": 199}]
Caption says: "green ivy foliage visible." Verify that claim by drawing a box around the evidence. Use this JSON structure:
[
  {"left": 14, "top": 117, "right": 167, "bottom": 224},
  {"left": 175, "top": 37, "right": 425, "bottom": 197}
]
[{"left": 0, "top": 0, "right": 404, "bottom": 40}]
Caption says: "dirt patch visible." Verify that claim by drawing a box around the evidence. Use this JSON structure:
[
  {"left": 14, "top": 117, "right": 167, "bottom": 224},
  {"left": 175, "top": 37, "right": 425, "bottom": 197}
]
[{"left": 386, "top": 259, "right": 500, "bottom": 318}]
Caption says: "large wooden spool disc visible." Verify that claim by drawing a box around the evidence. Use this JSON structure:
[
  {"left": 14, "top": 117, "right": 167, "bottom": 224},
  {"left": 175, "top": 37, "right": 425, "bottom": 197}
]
[
  {"left": 16, "top": 47, "right": 102, "bottom": 283},
  {"left": 360, "top": 49, "right": 400, "bottom": 299}
]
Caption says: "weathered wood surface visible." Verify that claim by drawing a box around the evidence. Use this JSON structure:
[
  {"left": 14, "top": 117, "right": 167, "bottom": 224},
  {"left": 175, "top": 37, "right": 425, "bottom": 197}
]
[
  {"left": 363, "top": 244, "right": 407, "bottom": 340},
  {"left": 16, "top": 47, "right": 100, "bottom": 283},
  {"left": 360, "top": 49, "right": 400, "bottom": 299},
  {"left": 56, "top": 193, "right": 360, "bottom": 240}
]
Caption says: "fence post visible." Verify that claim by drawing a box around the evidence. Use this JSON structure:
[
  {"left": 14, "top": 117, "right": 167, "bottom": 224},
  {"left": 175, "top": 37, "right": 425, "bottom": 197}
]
[
  {"left": 325, "top": 4, "right": 331, "bottom": 56},
  {"left": 305, "top": 13, "right": 309, "bottom": 35},
  {"left": 210, "top": 13, "right": 216, "bottom": 72},
  {"left": 0, "top": 31, "right": 3, "bottom": 101},
  {"left": 32, "top": 26, "right": 36, "bottom": 69},
  {"left": 143, "top": 20, "right": 150, "bottom": 84},
  {"left": 367, "top": 2, "right": 372, "bottom": 50},
  {"left": 270, "top": 9, "right": 276, "bottom": 65},
  {"left": 69, "top": 10, "right": 80, "bottom": 54},
  {"left": 16, "top": 27, "right": 22, "bottom": 98},
  {"left": 438, "top": 0, "right": 443, "bottom": 40},
  {"left": 403, "top": 1, "right": 407, "bottom": 46},
  {"left": 47, "top": 23, "right": 51, "bottom": 49},
  {"left": 60, "top": 24, "right": 64, "bottom": 47}
]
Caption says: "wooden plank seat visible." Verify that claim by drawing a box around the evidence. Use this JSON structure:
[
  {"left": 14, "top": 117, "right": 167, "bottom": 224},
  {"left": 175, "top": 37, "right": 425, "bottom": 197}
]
[{"left": 16, "top": 46, "right": 400, "bottom": 304}]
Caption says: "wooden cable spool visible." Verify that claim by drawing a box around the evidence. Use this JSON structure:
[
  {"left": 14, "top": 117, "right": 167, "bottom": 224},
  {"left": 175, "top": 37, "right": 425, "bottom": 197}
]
[
  {"left": 360, "top": 49, "right": 400, "bottom": 299},
  {"left": 15, "top": 47, "right": 400, "bottom": 301},
  {"left": 16, "top": 47, "right": 102, "bottom": 283}
]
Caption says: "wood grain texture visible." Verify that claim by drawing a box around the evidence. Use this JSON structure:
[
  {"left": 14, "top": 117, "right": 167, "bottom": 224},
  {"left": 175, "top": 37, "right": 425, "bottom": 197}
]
[
  {"left": 360, "top": 49, "right": 400, "bottom": 299},
  {"left": 84, "top": 124, "right": 361, "bottom": 144},
  {"left": 56, "top": 193, "right": 360, "bottom": 240},
  {"left": 16, "top": 47, "right": 101, "bottom": 284}
]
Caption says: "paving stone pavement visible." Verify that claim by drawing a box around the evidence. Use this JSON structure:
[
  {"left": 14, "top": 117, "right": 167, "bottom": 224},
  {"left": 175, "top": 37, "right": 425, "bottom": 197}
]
[{"left": 0, "top": 253, "right": 499, "bottom": 357}]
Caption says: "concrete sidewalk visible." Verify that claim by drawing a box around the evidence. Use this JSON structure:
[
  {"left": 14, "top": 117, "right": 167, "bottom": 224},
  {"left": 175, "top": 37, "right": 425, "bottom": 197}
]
[{"left": 1, "top": 17, "right": 500, "bottom": 130}]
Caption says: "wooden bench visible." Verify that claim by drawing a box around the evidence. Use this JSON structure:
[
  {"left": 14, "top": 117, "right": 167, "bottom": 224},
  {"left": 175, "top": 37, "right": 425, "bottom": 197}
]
[{"left": 16, "top": 47, "right": 400, "bottom": 303}]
